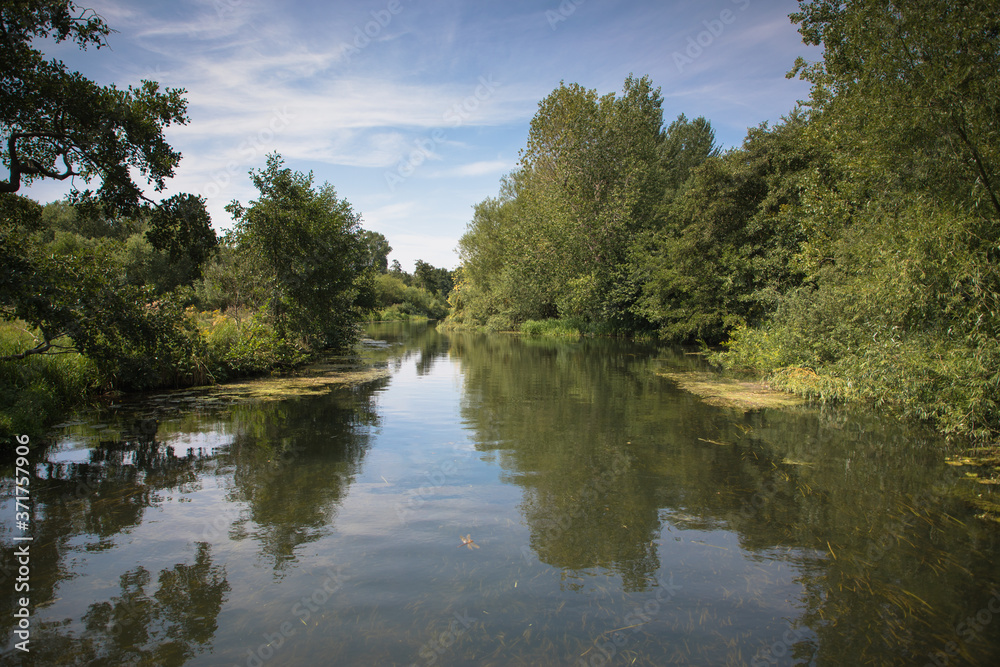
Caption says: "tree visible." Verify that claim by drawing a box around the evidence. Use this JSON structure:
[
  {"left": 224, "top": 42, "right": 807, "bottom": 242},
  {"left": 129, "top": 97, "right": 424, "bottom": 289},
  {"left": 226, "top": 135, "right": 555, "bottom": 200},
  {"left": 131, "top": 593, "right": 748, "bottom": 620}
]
[
  {"left": 1, "top": 0, "right": 188, "bottom": 215},
  {"left": 145, "top": 194, "right": 217, "bottom": 275},
  {"left": 226, "top": 154, "right": 371, "bottom": 349},
  {"left": 637, "top": 112, "right": 820, "bottom": 341},
  {"left": 657, "top": 114, "right": 721, "bottom": 208},
  {"left": 359, "top": 230, "right": 392, "bottom": 273},
  {"left": 716, "top": 1, "right": 1000, "bottom": 441},
  {"left": 790, "top": 0, "right": 1000, "bottom": 222},
  {"left": 455, "top": 75, "right": 669, "bottom": 328},
  {"left": 413, "top": 260, "right": 453, "bottom": 297}
]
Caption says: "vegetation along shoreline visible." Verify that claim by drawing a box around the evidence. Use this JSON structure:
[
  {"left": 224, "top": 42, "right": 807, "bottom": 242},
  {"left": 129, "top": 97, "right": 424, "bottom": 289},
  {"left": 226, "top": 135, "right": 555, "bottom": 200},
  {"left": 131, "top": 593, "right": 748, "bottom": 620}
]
[{"left": 3, "top": 1, "right": 999, "bottom": 463}]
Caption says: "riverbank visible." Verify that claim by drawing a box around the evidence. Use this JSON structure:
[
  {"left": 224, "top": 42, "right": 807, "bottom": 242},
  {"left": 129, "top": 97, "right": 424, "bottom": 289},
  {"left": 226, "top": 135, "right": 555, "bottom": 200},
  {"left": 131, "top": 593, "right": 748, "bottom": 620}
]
[
  {"left": 0, "top": 311, "right": 360, "bottom": 441},
  {"left": 443, "top": 314, "right": 1000, "bottom": 459}
]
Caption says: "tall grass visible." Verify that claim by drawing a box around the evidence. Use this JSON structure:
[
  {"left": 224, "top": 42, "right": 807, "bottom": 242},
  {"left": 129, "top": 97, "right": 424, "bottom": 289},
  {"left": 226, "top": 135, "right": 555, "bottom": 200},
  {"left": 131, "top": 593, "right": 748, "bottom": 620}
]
[
  {"left": 0, "top": 322, "right": 98, "bottom": 439},
  {"left": 520, "top": 318, "right": 582, "bottom": 337}
]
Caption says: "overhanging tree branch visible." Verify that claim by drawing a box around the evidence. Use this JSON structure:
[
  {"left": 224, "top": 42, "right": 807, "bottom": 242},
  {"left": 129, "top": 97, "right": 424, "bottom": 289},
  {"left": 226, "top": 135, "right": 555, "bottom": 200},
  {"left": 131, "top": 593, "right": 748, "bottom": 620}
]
[
  {"left": 1, "top": 131, "right": 81, "bottom": 193},
  {"left": 0, "top": 337, "right": 76, "bottom": 362},
  {"left": 950, "top": 115, "right": 1000, "bottom": 220}
]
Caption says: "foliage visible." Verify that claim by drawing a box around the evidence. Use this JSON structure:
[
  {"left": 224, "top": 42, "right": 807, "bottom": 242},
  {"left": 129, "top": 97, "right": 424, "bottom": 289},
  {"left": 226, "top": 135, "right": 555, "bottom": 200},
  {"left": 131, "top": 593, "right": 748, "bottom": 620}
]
[
  {"left": 226, "top": 154, "right": 372, "bottom": 349},
  {"left": 789, "top": 0, "right": 1000, "bottom": 221},
  {"left": 520, "top": 318, "right": 582, "bottom": 338},
  {"left": 359, "top": 230, "right": 391, "bottom": 273},
  {"left": 0, "top": 321, "right": 96, "bottom": 438},
  {"left": 450, "top": 7, "right": 1000, "bottom": 442},
  {"left": 199, "top": 310, "right": 308, "bottom": 380},
  {"left": 413, "top": 259, "right": 454, "bottom": 297},
  {"left": 145, "top": 194, "right": 217, "bottom": 274},
  {"left": 1, "top": 7, "right": 394, "bottom": 439},
  {"left": 370, "top": 273, "right": 448, "bottom": 321},
  {"left": 715, "top": 1, "right": 1000, "bottom": 441},
  {"left": 636, "top": 111, "right": 821, "bottom": 342},
  {"left": 452, "top": 76, "right": 688, "bottom": 331},
  {"left": 0, "top": 0, "right": 188, "bottom": 215}
]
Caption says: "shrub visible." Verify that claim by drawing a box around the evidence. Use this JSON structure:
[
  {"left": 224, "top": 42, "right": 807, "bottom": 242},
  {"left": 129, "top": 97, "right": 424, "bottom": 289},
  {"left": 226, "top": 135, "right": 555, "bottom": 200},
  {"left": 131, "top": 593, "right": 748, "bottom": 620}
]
[{"left": 0, "top": 322, "right": 97, "bottom": 439}]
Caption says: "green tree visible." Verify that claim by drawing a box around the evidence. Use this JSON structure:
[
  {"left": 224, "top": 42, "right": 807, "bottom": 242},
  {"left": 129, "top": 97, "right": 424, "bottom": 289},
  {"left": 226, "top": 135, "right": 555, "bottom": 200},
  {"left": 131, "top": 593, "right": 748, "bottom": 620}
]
[
  {"left": 226, "top": 154, "right": 371, "bottom": 349},
  {"left": 1, "top": 1, "right": 204, "bottom": 382},
  {"left": 656, "top": 114, "right": 721, "bottom": 211},
  {"left": 790, "top": 0, "right": 1000, "bottom": 222},
  {"left": 359, "top": 230, "right": 391, "bottom": 273},
  {"left": 145, "top": 194, "right": 217, "bottom": 276},
  {"left": 718, "top": 0, "right": 1000, "bottom": 441},
  {"left": 0, "top": 0, "right": 188, "bottom": 215},
  {"left": 453, "top": 75, "right": 670, "bottom": 330},
  {"left": 637, "top": 112, "right": 821, "bottom": 341},
  {"left": 413, "top": 259, "right": 453, "bottom": 297}
]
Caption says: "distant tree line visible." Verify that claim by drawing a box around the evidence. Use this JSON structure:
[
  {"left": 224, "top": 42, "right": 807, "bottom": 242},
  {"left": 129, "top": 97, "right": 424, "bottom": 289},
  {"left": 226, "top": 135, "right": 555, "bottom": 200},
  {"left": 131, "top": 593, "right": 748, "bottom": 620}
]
[{"left": 371, "top": 258, "right": 455, "bottom": 322}]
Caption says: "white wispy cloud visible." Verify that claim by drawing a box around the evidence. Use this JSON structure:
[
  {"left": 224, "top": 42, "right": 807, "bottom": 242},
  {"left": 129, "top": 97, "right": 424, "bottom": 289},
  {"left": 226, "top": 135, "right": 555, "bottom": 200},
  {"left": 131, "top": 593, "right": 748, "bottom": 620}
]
[
  {"left": 430, "top": 160, "right": 514, "bottom": 178},
  {"left": 29, "top": 0, "right": 819, "bottom": 269}
]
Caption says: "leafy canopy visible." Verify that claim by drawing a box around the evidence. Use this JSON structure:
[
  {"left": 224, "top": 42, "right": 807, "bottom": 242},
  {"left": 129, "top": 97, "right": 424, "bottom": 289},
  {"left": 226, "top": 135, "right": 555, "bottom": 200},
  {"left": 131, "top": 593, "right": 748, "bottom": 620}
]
[{"left": 0, "top": 0, "right": 188, "bottom": 215}]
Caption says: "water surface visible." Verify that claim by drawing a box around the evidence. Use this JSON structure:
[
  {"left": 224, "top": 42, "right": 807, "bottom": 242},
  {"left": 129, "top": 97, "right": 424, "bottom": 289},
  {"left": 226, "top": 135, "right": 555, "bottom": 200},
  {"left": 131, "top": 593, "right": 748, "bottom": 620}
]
[{"left": 2, "top": 322, "right": 999, "bottom": 665}]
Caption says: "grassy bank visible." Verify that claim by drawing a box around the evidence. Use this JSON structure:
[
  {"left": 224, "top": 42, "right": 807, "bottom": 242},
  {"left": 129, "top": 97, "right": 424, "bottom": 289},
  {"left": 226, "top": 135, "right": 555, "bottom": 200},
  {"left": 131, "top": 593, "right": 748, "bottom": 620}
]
[
  {"left": 0, "top": 322, "right": 98, "bottom": 438},
  {"left": 442, "top": 316, "right": 650, "bottom": 339},
  {"left": 0, "top": 310, "right": 325, "bottom": 440}
]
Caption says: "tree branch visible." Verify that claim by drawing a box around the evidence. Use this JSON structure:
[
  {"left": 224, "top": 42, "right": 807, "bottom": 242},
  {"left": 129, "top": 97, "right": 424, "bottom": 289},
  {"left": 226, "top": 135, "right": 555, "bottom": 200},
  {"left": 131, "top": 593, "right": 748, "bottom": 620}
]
[
  {"left": 951, "top": 115, "right": 1000, "bottom": 220},
  {"left": 1, "top": 131, "right": 80, "bottom": 193},
  {"left": 0, "top": 339, "right": 78, "bottom": 362},
  {"left": 0, "top": 134, "right": 23, "bottom": 193}
]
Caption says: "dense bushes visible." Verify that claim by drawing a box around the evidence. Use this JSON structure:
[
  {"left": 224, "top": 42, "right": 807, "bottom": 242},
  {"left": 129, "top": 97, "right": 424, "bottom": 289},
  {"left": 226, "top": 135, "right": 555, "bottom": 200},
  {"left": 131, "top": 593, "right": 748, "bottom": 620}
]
[{"left": 369, "top": 265, "right": 452, "bottom": 321}]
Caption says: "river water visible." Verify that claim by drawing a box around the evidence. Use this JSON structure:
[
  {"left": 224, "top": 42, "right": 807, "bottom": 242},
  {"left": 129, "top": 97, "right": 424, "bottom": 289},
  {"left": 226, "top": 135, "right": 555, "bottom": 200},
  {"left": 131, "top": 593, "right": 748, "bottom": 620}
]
[{"left": 2, "top": 322, "right": 999, "bottom": 666}]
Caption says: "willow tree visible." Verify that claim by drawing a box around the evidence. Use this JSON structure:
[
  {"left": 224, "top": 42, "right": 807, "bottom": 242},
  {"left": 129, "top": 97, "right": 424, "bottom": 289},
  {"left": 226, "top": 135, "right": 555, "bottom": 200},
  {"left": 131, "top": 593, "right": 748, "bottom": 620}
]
[{"left": 790, "top": 0, "right": 1000, "bottom": 222}]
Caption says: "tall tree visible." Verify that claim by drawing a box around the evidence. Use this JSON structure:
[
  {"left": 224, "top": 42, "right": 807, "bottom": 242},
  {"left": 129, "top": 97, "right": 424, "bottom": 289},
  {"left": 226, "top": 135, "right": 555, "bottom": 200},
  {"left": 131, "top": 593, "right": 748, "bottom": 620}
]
[
  {"left": 145, "top": 194, "right": 218, "bottom": 278},
  {"left": 637, "top": 112, "right": 820, "bottom": 341},
  {"left": 359, "top": 230, "right": 391, "bottom": 273},
  {"left": 790, "top": 0, "right": 1000, "bottom": 222},
  {"left": 226, "top": 154, "right": 372, "bottom": 349},
  {"left": 413, "top": 260, "right": 453, "bottom": 297},
  {"left": 518, "top": 75, "right": 666, "bottom": 324},
  {"left": 1, "top": 0, "right": 188, "bottom": 215}
]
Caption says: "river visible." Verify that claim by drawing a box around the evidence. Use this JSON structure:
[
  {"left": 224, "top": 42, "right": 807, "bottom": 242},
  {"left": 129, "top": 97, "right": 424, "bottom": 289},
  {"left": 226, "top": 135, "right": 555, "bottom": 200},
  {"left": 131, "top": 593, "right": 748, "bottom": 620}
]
[{"left": 2, "top": 322, "right": 999, "bottom": 666}]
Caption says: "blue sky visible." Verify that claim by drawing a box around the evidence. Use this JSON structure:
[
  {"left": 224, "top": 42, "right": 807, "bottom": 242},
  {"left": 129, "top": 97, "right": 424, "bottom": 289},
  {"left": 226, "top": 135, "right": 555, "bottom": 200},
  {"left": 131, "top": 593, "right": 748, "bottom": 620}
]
[{"left": 26, "top": 0, "right": 821, "bottom": 270}]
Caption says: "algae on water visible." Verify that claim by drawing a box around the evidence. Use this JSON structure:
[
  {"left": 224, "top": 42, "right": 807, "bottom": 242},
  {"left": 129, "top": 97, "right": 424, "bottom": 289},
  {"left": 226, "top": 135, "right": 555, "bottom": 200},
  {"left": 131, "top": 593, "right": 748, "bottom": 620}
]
[
  {"left": 657, "top": 370, "right": 806, "bottom": 411},
  {"left": 204, "top": 360, "right": 389, "bottom": 403}
]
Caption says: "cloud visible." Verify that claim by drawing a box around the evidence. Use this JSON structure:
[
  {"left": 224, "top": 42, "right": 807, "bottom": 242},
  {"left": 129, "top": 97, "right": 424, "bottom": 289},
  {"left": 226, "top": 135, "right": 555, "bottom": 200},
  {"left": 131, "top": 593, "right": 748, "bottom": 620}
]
[
  {"left": 430, "top": 160, "right": 514, "bottom": 178},
  {"left": 27, "top": 0, "right": 820, "bottom": 271}
]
